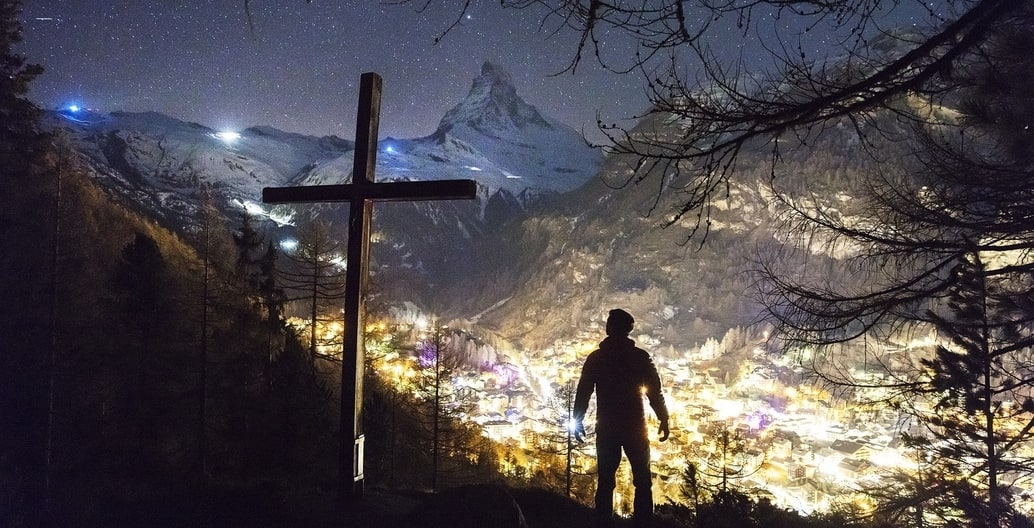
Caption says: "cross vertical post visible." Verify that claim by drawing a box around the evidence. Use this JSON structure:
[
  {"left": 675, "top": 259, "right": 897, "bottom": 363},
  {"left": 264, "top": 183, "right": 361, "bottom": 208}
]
[
  {"left": 340, "top": 71, "right": 380, "bottom": 501},
  {"left": 262, "top": 72, "right": 477, "bottom": 504}
]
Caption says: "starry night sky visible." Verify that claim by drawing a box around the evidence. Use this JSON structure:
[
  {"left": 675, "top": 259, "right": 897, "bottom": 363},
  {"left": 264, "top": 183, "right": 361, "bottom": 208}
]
[
  {"left": 17, "top": 1, "right": 946, "bottom": 142},
  {"left": 17, "top": 1, "right": 651, "bottom": 141}
]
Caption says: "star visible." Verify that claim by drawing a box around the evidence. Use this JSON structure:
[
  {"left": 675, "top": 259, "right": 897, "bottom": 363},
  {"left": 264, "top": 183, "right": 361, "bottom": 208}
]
[{"left": 18, "top": 1, "right": 646, "bottom": 143}]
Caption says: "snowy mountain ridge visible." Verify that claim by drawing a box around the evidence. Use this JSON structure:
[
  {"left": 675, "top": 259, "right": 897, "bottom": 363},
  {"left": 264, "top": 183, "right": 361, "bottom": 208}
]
[{"left": 44, "top": 62, "right": 603, "bottom": 232}]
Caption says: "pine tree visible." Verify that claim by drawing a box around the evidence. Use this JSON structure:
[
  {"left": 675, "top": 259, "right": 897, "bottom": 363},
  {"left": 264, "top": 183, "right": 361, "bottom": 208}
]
[
  {"left": 912, "top": 250, "right": 1034, "bottom": 528},
  {"left": 232, "top": 212, "right": 265, "bottom": 290},
  {"left": 410, "top": 324, "right": 481, "bottom": 491},
  {"left": 529, "top": 381, "right": 593, "bottom": 500},
  {"left": 257, "top": 240, "right": 285, "bottom": 361},
  {"left": 231, "top": 214, "right": 284, "bottom": 384},
  {"left": 107, "top": 233, "right": 176, "bottom": 476},
  {"left": 0, "top": 2, "right": 46, "bottom": 521},
  {"left": 0, "top": 0, "right": 42, "bottom": 153},
  {"left": 278, "top": 220, "right": 346, "bottom": 361},
  {"left": 761, "top": 5, "right": 1034, "bottom": 526},
  {"left": 266, "top": 327, "right": 335, "bottom": 480}
]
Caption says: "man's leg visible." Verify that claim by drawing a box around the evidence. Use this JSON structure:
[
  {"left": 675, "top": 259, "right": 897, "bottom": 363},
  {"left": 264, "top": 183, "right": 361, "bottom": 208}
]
[
  {"left": 595, "top": 434, "right": 621, "bottom": 528},
  {"left": 625, "top": 433, "right": 653, "bottom": 526}
]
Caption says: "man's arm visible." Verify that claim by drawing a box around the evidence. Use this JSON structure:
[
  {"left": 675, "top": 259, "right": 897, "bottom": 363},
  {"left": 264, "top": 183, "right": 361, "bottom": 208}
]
[
  {"left": 572, "top": 355, "right": 595, "bottom": 421},
  {"left": 644, "top": 354, "right": 670, "bottom": 441},
  {"left": 572, "top": 355, "right": 596, "bottom": 442}
]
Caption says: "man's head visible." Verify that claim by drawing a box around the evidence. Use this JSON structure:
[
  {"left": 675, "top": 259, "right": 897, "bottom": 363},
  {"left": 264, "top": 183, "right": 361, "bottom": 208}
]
[{"left": 606, "top": 309, "right": 634, "bottom": 336}]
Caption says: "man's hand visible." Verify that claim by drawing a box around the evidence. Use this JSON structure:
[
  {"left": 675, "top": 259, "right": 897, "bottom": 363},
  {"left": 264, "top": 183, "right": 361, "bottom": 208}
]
[
  {"left": 658, "top": 420, "right": 670, "bottom": 442},
  {"left": 573, "top": 419, "right": 586, "bottom": 443}
]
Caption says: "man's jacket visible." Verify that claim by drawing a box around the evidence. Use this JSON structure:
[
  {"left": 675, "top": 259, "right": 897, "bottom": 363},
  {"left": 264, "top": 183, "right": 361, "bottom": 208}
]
[{"left": 573, "top": 335, "right": 669, "bottom": 435}]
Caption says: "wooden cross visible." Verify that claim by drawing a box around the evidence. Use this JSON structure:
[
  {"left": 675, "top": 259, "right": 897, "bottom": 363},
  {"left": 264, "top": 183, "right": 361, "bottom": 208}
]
[{"left": 262, "top": 72, "right": 477, "bottom": 501}]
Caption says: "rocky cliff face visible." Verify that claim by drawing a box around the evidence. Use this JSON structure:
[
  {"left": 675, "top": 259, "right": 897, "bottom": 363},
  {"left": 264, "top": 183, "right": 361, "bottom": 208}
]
[{"left": 457, "top": 110, "right": 887, "bottom": 353}]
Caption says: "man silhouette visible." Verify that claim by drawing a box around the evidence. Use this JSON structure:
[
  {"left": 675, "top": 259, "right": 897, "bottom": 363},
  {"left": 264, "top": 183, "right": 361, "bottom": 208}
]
[{"left": 573, "top": 309, "right": 669, "bottom": 528}]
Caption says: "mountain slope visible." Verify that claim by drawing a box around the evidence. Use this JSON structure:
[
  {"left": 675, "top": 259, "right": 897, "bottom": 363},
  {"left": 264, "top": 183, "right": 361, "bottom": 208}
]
[
  {"left": 42, "top": 65, "right": 604, "bottom": 305},
  {"left": 458, "top": 109, "right": 886, "bottom": 352}
]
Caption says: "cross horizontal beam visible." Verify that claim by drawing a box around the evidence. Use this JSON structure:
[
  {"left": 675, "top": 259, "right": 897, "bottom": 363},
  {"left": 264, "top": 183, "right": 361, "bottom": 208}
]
[{"left": 262, "top": 179, "right": 478, "bottom": 204}]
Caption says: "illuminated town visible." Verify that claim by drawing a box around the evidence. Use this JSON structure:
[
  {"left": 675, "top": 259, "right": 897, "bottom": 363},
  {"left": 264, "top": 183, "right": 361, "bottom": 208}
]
[{"left": 348, "top": 313, "right": 1034, "bottom": 519}]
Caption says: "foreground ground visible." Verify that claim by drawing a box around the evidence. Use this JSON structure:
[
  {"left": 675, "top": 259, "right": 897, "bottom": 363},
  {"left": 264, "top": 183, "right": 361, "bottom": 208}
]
[{"left": 198, "top": 483, "right": 683, "bottom": 528}]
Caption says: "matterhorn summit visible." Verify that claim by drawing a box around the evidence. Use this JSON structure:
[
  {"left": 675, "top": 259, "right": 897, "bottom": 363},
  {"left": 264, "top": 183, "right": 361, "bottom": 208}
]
[
  {"left": 428, "top": 61, "right": 603, "bottom": 194},
  {"left": 438, "top": 62, "right": 552, "bottom": 132}
]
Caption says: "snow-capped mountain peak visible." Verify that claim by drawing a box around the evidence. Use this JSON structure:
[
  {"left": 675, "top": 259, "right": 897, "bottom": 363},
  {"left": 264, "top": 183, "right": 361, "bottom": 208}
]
[
  {"left": 424, "top": 62, "right": 602, "bottom": 196},
  {"left": 438, "top": 61, "right": 552, "bottom": 134}
]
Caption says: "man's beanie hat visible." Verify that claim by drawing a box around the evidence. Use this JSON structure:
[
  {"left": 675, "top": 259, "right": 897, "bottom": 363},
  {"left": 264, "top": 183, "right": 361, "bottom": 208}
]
[{"left": 607, "top": 309, "right": 634, "bottom": 336}]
